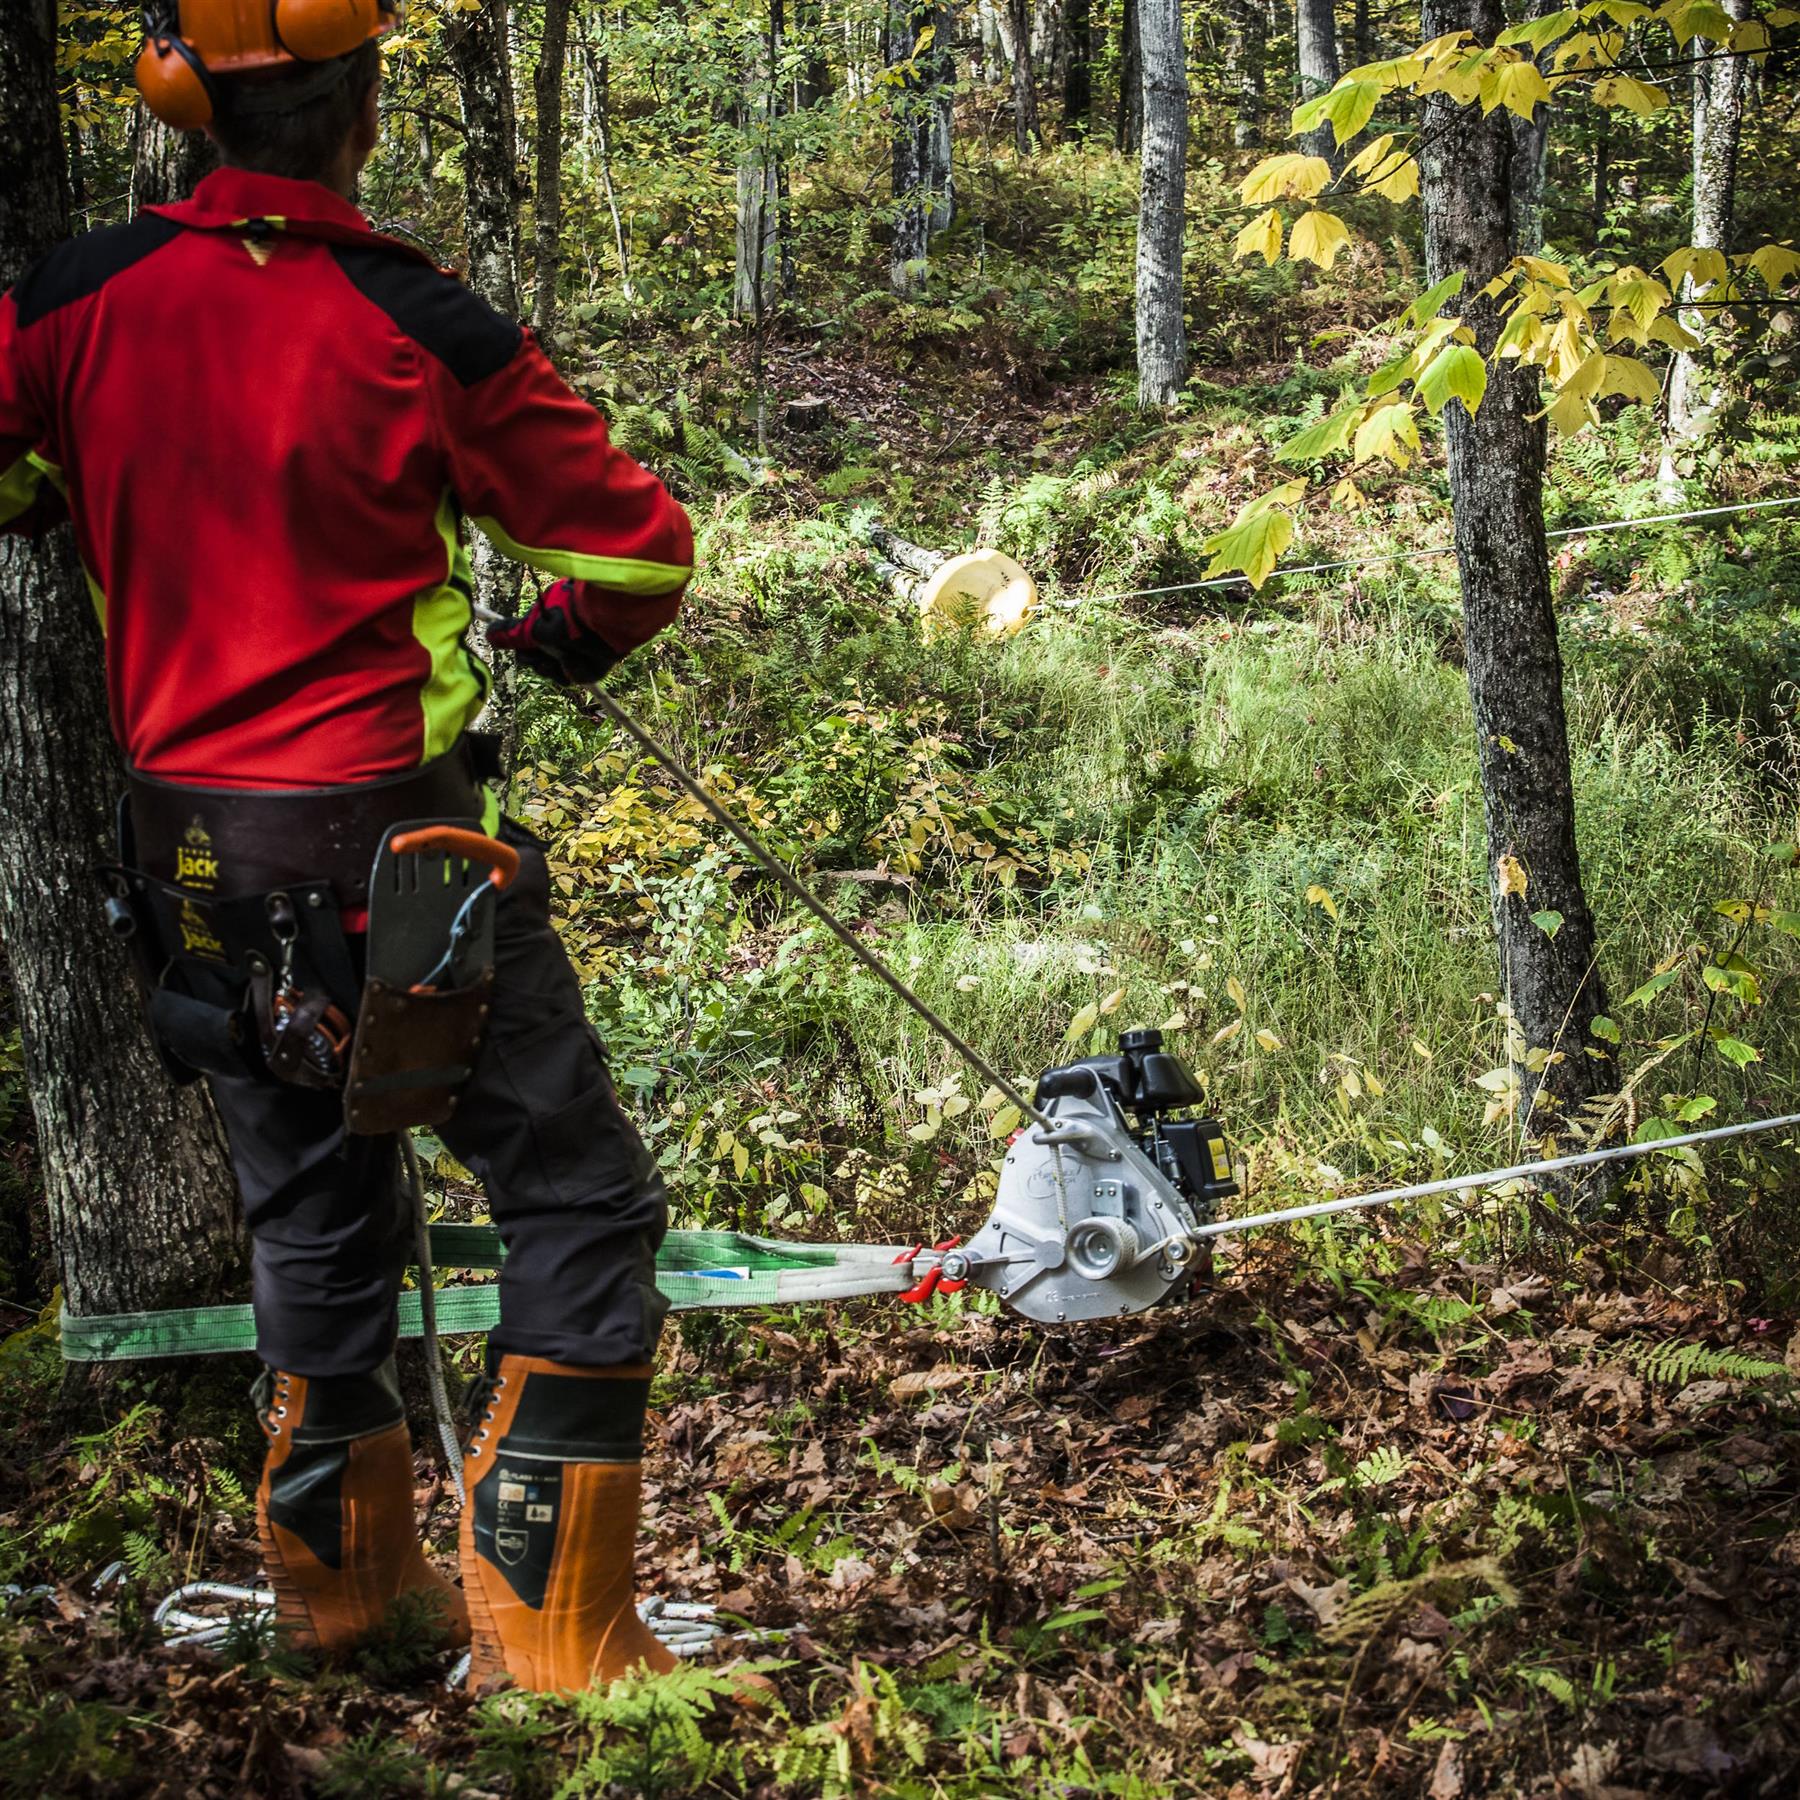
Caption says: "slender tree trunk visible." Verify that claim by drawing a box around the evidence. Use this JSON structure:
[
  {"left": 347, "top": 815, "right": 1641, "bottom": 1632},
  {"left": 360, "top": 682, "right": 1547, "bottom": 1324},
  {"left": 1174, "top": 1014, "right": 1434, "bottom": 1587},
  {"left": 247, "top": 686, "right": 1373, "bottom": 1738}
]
[
  {"left": 532, "top": 0, "right": 572, "bottom": 344},
  {"left": 888, "top": 0, "right": 934, "bottom": 292},
  {"left": 1116, "top": 0, "right": 1142, "bottom": 153},
  {"left": 128, "top": 107, "right": 216, "bottom": 213},
  {"left": 735, "top": 2, "right": 782, "bottom": 321},
  {"left": 1508, "top": 0, "right": 1558, "bottom": 255},
  {"left": 1064, "top": 0, "right": 1092, "bottom": 133},
  {"left": 0, "top": 2, "right": 241, "bottom": 1323},
  {"left": 1007, "top": 0, "right": 1043, "bottom": 153},
  {"left": 1419, "top": 0, "right": 1612, "bottom": 1150},
  {"left": 1296, "top": 0, "right": 1340, "bottom": 165},
  {"left": 1353, "top": 0, "right": 1373, "bottom": 62},
  {"left": 978, "top": 0, "right": 1006, "bottom": 81},
  {"left": 447, "top": 0, "right": 523, "bottom": 771},
  {"left": 590, "top": 50, "right": 634, "bottom": 301},
  {"left": 1226, "top": 0, "right": 1265, "bottom": 148},
  {"left": 1664, "top": 0, "right": 1750, "bottom": 468},
  {"left": 796, "top": 0, "right": 832, "bottom": 108},
  {"left": 1134, "top": 0, "right": 1187, "bottom": 407},
  {"left": 926, "top": 5, "right": 957, "bottom": 234}
]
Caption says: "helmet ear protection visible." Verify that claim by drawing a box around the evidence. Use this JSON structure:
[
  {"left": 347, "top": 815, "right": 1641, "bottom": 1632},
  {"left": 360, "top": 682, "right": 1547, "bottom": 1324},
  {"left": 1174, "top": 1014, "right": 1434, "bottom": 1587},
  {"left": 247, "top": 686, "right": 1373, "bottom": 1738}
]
[{"left": 135, "top": 0, "right": 387, "bottom": 131}]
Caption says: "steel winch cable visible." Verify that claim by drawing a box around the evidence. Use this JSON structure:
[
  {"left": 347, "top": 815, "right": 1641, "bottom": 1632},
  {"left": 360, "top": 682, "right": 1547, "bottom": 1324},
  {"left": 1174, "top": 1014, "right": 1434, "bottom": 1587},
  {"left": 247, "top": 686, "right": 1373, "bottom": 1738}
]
[
  {"left": 572, "top": 689, "right": 1054, "bottom": 1131},
  {"left": 1188, "top": 1110, "right": 1800, "bottom": 1243}
]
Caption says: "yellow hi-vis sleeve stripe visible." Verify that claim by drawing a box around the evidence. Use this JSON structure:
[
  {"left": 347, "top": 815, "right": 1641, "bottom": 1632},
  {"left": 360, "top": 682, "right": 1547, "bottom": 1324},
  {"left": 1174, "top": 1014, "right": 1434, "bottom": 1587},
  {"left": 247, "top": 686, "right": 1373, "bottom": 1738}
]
[{"left": 472, "top": 515, "right": 690, "bottom": 595}]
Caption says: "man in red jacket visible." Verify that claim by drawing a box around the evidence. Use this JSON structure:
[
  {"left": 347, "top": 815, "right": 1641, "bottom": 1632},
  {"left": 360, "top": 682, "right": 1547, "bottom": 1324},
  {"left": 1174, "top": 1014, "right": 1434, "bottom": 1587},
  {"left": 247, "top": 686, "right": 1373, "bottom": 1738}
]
[{"left": 1, "top": 0, "right": 687, "bottom": 1691}]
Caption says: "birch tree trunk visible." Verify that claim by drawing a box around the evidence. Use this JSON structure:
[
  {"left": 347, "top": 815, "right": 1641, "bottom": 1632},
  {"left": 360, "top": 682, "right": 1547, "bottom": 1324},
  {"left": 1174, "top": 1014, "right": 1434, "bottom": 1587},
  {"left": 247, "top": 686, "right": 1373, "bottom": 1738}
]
[
  {"left": 1507, "top": 0, "right": 1558, "bottom": 256},
  {"left": 1134, "top": 0, "right": 1187, "bottom": 407},
  {"left": 888, "top": 0, "right": 933, "bottom": 292},
  {"left": 1419, "top": 0, "right": 1612, "bottom": 1151},
  {"left": 0, "top": 1, "right": 242, "bottom": 1324},
  {"left": 531, "top": 0, "right": 572, "bottom": 344},
  {"left": 926, "top": 6, "right": 957, "bottom": 234},
  {"left": 1663, "top": 0, "right": 1750, "bottom": 472},
  {"left": 1227, "top": 0, "right": 1265, "bottom": 148},
  {"left": 1296, "top": 0, "right": 1340, "bottom": 165}
]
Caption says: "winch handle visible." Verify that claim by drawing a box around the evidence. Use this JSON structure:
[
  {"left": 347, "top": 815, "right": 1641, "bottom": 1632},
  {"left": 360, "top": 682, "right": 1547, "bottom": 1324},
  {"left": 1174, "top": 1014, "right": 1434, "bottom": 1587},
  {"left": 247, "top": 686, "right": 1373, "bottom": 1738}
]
[{"left": 388, "top": 826, "right": 521, "bottom": 891}]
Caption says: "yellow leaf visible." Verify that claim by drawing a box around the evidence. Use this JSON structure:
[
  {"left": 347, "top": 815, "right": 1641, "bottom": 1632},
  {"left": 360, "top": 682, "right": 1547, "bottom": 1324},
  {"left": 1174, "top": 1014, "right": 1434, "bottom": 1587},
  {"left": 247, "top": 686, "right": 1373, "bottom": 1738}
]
[
  {"left": 1729, "top": 18, "right": 1772, "bottom": 52},
  {"left": 1290, "top": 209, "right": 1353, "bottom": 271},
  {"left": 1599, "top": 354, "right": 1661, "bottom": 405},
  {"left": 1305, "top": 884, "right": 1340, "bottom": 921},
  {"left": 1240, "top": 153, "right": 1333, "bottom": 204},
  {"left": 1746, "top": 243, "right": 1800, "bottom": 291},
  {"left": 1367, "top": 153, "right": 1420, "bottom": 203},
  {"left": 1482, "top": 57, "right": 1554, "bottom": 121},
  {"left": 1200, "top": 497, "right": 1295, "bottom": 590},
  {"left": 1160, "top": 1011, "right": 1189, "bottom": 1033},
  {"left": 1646, "top": 313, "right": 1702, "bottom": 351},
  {"left": 1065, "top": 1000, "right": 1100, "bottom": 1041},
  {"left": 1098, "top": 985, "right": 1126, "bottom": 1015},
  {"left": 1352, "top": 400, "right": 1420, "bottom": 468},
  {"left": 1254, "top": 1028, "right": 1283, "bottom": 1052},
  {"left": 1233, "top": 206, "right": 1285, "bottom": 266},
  {"left": 1662, "top": 0, "right": 1732, "bottom": 47},
  {"left": 1545, "top": 380, "right": 1599, "bottom": 435},
  {"left": 1662, "top": 244, "right": 1729, "bottom": 290},
  {"left": 1415, "top": 343, "right": 1488, "bottom": 416},
  {"left": 1212, "top": 1017, "right": 1244, "bottom": 1047},
  {"left": 1330, "top": 476, "right": 1369, "bottom": 511},
  {"left": 990, "top": 1104, "right": 1022, "bottom": 1138},
  {"left": 732, "top": 1141, "right": 750, "bottom": 1178},
  {"left": 1496, "top": 854, "right": 1529, "bottom": 899},
  {"left": 1227, "top": 975, "right": 1249, "bottom": 1011},
  {"left": 1590, "top": 73, "right": 1669, "bottom": 114}
]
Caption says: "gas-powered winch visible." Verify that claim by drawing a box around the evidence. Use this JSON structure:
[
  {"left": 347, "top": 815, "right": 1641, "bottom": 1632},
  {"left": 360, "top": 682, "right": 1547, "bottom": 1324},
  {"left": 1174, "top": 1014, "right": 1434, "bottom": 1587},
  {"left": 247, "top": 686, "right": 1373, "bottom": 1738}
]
[{"left": 949, "top": 1028, "right": 1237, "bottom": 1323}]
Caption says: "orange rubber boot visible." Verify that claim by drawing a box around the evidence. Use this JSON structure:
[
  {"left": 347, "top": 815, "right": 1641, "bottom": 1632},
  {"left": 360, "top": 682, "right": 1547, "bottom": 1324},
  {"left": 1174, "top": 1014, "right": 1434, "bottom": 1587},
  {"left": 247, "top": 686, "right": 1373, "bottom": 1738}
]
[
  {"left": 256, "top": 1363, "right": 469, "bottom": 1653},
  {"left": 459, "top": 1355, "right": 677, "bottom": 1691}
]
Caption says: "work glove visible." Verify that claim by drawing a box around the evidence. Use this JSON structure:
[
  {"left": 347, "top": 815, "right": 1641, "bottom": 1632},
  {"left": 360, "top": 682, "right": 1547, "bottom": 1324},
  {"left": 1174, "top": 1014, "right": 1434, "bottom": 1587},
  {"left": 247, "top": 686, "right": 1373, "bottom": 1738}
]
[{"left": 485, "top": 580, "right": 622, "bottom": 687}]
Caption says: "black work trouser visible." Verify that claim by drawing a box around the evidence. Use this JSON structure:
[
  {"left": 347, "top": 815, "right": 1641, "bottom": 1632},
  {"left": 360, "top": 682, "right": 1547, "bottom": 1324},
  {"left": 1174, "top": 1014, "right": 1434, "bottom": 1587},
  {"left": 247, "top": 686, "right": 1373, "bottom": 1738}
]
[{"left": 207, "top": 820, "right": 670, "bottom": 1378}]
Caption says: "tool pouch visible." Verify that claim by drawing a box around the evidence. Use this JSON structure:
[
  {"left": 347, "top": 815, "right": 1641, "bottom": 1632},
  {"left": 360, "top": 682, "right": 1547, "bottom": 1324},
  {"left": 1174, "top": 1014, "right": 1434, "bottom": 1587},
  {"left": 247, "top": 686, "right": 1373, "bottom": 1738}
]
[{"left": 343, "top": 973, "right": 493, "bottom": 1135}]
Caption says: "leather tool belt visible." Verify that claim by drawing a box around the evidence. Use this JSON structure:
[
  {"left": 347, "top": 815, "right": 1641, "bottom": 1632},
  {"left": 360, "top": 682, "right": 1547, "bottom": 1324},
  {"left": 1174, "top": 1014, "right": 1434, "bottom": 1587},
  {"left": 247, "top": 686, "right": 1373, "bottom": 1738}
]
[{"left": 97, "top": 737, "right": 507, "bottom": 1135}]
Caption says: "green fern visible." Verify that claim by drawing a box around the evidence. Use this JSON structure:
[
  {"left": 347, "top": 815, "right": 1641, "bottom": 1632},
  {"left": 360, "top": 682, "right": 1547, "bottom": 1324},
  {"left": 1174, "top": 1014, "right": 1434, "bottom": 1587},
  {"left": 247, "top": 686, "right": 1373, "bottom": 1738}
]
[{"left": 1626, "top": 1338, "right": 1789, "bottom": 1387}]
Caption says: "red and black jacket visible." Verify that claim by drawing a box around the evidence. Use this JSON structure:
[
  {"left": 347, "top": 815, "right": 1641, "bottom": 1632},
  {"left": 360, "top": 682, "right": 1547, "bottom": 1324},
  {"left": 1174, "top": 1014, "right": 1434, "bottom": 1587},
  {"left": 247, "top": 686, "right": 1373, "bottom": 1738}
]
[{"left": 0, "top": 168, "right": 691, "bottom": 791}]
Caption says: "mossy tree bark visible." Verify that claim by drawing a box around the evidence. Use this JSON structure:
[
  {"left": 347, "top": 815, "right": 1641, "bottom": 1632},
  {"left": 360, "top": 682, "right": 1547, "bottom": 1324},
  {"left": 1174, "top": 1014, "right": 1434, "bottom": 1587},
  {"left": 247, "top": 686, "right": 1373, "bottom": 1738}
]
[
  {"left": 0, "top": 1, "right": 242, "bottom": 1325},
  {"left": 1420, "top": 0, "right": 1614, "bottom": 1148}
]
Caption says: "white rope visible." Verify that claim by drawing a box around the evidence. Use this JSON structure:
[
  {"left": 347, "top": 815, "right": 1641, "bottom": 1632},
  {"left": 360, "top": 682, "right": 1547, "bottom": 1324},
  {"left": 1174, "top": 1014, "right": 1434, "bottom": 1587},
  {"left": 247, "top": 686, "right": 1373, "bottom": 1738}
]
[
  {"left": 1063, "top": 494, "right": 1800, "bottom": 609},
  {"left": 1191, "top": 1109, "right": 1800, "bottom": 1242}
]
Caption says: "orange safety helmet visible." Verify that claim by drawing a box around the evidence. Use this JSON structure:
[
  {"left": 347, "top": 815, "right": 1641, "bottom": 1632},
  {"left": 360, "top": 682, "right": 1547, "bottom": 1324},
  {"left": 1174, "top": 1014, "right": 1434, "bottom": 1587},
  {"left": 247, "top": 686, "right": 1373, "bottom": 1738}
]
[{"left": 136, "top": 0, "right": 396, "bottom": 134}]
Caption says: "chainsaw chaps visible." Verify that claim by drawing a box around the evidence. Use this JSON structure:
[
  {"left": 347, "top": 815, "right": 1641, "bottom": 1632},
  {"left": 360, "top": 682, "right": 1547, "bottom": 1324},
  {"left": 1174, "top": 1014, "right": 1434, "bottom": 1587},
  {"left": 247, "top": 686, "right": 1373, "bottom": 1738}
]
[{"left": 956, "top": 1029, "right": 1238, "bottom": 1325}]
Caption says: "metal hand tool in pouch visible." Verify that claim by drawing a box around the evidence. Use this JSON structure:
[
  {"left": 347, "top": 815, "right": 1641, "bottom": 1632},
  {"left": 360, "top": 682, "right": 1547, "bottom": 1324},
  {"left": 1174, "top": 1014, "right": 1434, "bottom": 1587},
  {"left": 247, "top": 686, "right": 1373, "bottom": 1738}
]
[{"left": 343, "top": 822, "right": 520, "bottom": 1136}]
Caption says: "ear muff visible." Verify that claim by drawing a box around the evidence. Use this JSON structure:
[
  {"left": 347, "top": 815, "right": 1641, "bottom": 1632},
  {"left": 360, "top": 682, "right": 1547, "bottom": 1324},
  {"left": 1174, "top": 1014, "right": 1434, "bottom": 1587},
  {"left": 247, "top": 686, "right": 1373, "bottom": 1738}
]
[
  {"left": 271, "top": 0, "right": 381, "bottom": 63},
  {"left": 134, "top": 28, "right": 216, "bottom": 131}
]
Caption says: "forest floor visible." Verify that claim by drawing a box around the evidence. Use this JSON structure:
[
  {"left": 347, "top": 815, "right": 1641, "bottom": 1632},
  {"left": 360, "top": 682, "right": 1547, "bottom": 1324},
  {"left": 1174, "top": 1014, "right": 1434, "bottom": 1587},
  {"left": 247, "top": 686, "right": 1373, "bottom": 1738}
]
[
  {"left": 7, "top": 159, "right": 1800, "bottom": 1794},
  {"left": 3, "top": 1238, "right": 1799, "bottom": 1798}
]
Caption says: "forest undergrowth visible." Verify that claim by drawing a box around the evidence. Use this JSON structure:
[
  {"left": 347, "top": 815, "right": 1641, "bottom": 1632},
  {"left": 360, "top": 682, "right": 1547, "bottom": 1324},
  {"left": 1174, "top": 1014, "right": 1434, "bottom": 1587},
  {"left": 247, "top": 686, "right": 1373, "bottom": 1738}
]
[{"left": 4, "top": 130, "right": 1800, "bottom": 1799}]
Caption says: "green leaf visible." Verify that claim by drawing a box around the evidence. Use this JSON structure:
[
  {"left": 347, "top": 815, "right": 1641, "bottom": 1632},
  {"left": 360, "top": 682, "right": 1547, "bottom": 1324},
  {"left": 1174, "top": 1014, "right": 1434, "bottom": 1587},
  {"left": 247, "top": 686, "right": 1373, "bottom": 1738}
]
[
  {"left": 1415, "top": 343, "right": 1488, "bottom": 416},
  {"left": 1711, "top": 1033, "right": 1761, "bottom": 1067},
  {"left": 1039, "top": 1607, "right": 1108, "bottom": 1634},
  {"left": 1633, "top": 1116, "right": 1680, "bottom": 1143},
  {"left": 1401, "top": 271, "right": 1466, "bottom": 328},
  {"left": 1589, "top": 1014, "right": 1621, "bottom": 1044},
  {"left": 1623, "top": 968, "right": 1680, "bottom": 1006},
  {"left": 1200, "top": 500, "right": 1296, "bottom": 590},
  {"left": 1675, "top": 1096, "right": 1717, "bottom": 1122},
  {"left": 1497, "top": 7, "right": 1580, "bottom": 49},
  {"left": 1274, "top": 401, "right": 1365, "bottom": 464},
  {"left": 1529, "top": 909, "right": 1564, "bottom": 939},
  {"left": 1351, "top": 401, "right": 1420, "bottom": 467}
]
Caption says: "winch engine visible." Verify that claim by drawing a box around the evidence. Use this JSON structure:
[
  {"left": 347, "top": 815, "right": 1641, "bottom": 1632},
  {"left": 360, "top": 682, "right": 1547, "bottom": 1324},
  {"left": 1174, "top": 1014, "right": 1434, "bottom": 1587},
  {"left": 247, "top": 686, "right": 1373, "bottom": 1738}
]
[{"left": 949, "top": 1029, "right": 1237, "bottom": 1323}]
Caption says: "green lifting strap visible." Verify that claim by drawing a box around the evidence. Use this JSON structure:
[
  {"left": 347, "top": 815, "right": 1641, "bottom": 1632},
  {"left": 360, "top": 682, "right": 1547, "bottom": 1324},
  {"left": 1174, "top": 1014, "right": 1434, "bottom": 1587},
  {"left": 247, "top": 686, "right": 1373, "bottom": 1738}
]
[{"left": 56, "top": 1227, "right": 885, "bottom": 1364}]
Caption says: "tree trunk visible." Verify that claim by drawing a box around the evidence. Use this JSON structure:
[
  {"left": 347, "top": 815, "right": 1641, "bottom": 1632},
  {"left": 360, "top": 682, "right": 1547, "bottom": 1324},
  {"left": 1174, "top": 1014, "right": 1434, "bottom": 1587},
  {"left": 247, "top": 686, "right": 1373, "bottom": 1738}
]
[
  {"left": 1064, "top": 0, "right": 1092, "bottom": 133},
  {"left": 128, "top": 108, "right": 216, "bottom": 213},
  {"left": 796, "top": 0, "right": 832, "bottom": 108},
  {"left": 1296, "top": 0, "right": 1340, "bottom": 165},
  {"left": 1134, "top": 0, "right": 1187, "bottom": 407},
  {"left": 448, "top": 0, "right": 523, "bottom": 317},
  {"left": 927, "top": 6, "right": 957, "bottom": 235},
  {"left": 1116, "top": 0, "right": 1142, "bottom": 153},
  {"left": 1419, "top": 0, "right": 1612, "bottom": 1150},
  {"left": 1226, "top": 0, "right": 1265, "bottom": 148},
  {"left": 531, "top": 0, "right": 572, "bottom": 344},
  {"left": 1507, "top": 0, "right": 1558, "bottom": 255},
  {"left": 1664, "top": 0, "right": 1750, "bottom": 464},
  {"left": 888, "top": 0, "right": 933, "bottom": 292},
  {"left": 1353, "top": 0, "right": 1373, "bottom": 61},
  {"left": 1007, "top": 0, "right": 1043, "bottom": 154},
  {"left": 735, "top": 3, "right": 783, "bottom": 321},
  {"left": 0, "top": 0, "right": 241, "bottom": 1323},
  {"left": 447, "top": 0, "right": 523, "bottom": 773}
]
